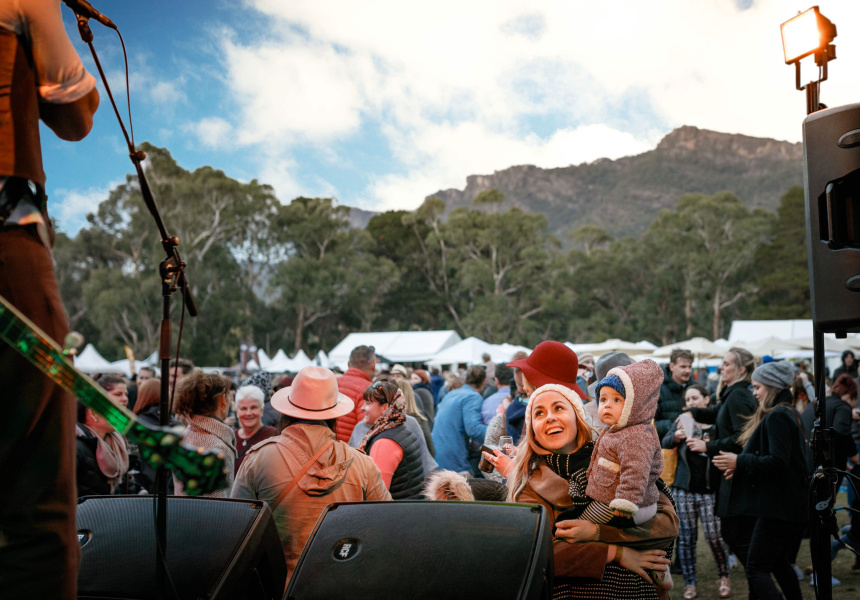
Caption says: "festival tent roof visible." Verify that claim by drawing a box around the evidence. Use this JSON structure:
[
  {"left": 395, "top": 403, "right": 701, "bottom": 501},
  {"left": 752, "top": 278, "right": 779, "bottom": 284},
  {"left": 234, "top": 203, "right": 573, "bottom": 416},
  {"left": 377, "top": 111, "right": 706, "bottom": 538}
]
[
  {"left": 76, "top": 344, "right": 113, "bottom": 373},
  {"left": 652, "top": 337, "right": 725, "bottom": 359},
  {"left": 328, "top": 330, "right": 462, "bottom": 369},
  {"left": 493, "top": 343, "right": 531, "bottom": 359},
  {"left": 586, "top": 338, "right": 654, "bottom": 357},
  {"left": 732, "top": 336, "right": 807, "bottom": 358},
  {"left": 426, "top": 337, "right": 510, "bottom": 367},
  {"left": 291, "top": 350, "right": 314, "bottom": 370},
  {"left": 315, "top": 350, "right": 329, "bottom": 367},
  {"left": 727, "top": 320, "right": 815, "bottom": 343},
  {"left": 257, "top": 349, "right": 271, "bottom": 370},
  {"left": 266, "top": 349, "right": 293, "bottom": 372},
  {"left": 245, "top": 359, "right": 261, "bottom": 371},
  {"left": 107, "top": 359, "right": 153, "bottom": 378}
]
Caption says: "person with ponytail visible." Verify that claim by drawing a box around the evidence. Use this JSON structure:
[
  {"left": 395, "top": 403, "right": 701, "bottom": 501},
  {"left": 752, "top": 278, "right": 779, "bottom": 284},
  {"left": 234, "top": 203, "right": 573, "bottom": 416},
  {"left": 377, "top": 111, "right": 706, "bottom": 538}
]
[
  {"left": 712, "top": 361, "right": 809, "bottom": 600},
  {"left": 172, "top": 371, "right": 237, "bottom": 497},
  {"left": 683, "top": 347, "right": 758, "bottom": 573}
]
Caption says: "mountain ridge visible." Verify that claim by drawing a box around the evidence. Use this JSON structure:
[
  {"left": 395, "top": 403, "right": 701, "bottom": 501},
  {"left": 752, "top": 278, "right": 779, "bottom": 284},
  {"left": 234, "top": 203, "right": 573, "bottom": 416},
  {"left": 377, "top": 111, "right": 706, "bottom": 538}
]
[{"left": 423, "top": 126, "right": 803, "bottom": 239}]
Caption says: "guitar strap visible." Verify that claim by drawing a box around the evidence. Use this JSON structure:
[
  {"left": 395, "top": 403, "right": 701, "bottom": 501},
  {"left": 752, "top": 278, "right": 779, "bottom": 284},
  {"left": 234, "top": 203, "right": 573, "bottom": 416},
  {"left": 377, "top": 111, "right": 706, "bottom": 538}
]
[{"left": 271, "top": 439, "right": 334, "bottom": 510}]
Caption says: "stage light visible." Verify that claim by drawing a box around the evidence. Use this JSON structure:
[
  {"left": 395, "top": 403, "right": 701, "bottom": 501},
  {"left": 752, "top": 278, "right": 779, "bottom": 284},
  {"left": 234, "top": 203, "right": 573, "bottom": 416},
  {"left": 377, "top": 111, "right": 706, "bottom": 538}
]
[{"left": 781, "top": 6, "right": 837, "bottom": 65}]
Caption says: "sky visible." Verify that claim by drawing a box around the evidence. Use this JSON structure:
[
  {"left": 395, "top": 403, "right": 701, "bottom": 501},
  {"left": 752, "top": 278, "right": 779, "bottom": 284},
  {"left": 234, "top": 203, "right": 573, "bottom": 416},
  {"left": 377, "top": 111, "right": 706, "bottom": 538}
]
[{"left": 42, "top": 0, "right": 860, "bottom": 236}]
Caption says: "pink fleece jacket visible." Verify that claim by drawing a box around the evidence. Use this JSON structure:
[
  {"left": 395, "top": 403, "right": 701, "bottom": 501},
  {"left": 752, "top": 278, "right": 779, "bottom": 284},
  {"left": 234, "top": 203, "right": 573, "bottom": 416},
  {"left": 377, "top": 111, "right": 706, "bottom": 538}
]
[{"left": 586, "top": 359, "right": 664, "bottom": 516}]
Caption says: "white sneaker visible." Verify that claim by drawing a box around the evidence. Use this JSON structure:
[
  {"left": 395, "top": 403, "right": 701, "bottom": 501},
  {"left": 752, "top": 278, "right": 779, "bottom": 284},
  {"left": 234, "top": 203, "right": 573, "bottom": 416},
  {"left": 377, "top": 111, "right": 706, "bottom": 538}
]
[
  {"left": 792, "top": 564, "right": 804, "bottom": 580},
  {"left": 809, "top": 574, "right": 841, "bottom": 587}
]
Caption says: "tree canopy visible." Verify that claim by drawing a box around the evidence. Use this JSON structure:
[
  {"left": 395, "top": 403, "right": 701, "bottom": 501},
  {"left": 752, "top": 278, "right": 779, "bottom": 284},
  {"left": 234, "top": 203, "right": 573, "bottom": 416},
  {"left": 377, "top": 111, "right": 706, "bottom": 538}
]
[{"left": 53, "top": 145, "right": 810, "bottom": 365}]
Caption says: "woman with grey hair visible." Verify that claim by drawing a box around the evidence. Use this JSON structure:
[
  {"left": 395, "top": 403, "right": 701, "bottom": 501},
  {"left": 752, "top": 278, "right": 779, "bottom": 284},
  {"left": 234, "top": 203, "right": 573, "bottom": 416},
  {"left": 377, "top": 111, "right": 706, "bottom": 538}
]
[{"left": 234, "top": 385, "right": 278, "bottom": 473}]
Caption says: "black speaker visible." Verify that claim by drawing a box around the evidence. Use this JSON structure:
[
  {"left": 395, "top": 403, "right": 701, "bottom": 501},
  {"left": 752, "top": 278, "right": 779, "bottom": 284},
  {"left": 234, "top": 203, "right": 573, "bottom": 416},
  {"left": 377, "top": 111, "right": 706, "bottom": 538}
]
[
  {"left": 285, "top": 501, "right": 552, "bottom": 600},
  {"left": 76, "top": 496, "right": 287, "bottom": 599},
  {"left": 803, "top": 102, "right": 860, "bottom": 334}
]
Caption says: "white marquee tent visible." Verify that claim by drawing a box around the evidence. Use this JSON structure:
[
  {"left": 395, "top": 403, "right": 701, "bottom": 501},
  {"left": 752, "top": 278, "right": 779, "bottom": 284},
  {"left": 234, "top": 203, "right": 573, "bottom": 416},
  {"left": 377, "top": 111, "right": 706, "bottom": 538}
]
[
  {"left": 328, "top": 330, "right": 462, "bottom": 369},
  {"left": 76, "top": 344, "right": 113, "bottom": 373},
  {"left": 427, "top": 337, "right": 512, "bottom": 367}
]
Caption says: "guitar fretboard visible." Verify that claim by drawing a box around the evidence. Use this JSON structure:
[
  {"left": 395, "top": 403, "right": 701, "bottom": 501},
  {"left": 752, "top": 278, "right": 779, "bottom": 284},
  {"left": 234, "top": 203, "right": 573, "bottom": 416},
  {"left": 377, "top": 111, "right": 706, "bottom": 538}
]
[{"left": 0, "top": 299, "right": 133, "bottom": 435}]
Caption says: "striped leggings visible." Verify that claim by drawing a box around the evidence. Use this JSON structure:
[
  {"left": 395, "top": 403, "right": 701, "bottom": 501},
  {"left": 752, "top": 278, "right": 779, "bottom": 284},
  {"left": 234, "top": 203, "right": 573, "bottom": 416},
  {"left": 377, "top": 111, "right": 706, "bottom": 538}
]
[{"left": 675, "top": 488, "right": 730, "bottom": 586}]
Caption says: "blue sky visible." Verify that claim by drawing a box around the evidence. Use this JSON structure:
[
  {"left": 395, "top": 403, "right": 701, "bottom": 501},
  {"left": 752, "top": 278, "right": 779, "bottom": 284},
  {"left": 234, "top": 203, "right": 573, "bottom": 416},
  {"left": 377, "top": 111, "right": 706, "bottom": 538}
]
[{"left": 43, "top": 0, "right": 860, "bottom": 235}]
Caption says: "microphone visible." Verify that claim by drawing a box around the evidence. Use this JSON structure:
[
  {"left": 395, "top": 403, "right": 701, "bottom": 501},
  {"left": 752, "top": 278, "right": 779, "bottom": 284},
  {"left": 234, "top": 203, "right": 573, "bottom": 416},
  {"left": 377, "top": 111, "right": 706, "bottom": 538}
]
[{"left": 62, "top": 0, "right": 117, "bottom": 30}]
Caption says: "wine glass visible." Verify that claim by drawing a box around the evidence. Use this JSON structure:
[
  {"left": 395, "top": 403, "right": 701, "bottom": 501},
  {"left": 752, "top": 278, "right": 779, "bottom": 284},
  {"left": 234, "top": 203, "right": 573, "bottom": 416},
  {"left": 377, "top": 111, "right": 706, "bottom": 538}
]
[{"left": 498, "top": 436, "right": 514, "bottom": 456}]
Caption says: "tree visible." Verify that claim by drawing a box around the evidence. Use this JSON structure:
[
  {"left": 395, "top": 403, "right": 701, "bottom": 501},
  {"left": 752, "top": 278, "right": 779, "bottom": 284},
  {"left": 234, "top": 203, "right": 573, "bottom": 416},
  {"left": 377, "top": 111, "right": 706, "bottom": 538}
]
[
  {"left": 751, "top": 187, "right": 810, "bottom": 319},
  {"left": 645, "top": 192, "right": 775, "bottom": 339},
  {"left": 54, "top": 143, "right": 286, "bottom": 365},
  {"left": 569, "top": 224, "right": 612, "bottom": 256}
]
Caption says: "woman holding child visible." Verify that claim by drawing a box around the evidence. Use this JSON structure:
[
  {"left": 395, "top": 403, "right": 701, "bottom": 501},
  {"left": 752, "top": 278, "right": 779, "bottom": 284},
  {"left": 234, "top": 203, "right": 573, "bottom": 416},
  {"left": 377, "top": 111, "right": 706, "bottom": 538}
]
[{"left": 485, "top": 342, "right": 678, "bottom": 599}]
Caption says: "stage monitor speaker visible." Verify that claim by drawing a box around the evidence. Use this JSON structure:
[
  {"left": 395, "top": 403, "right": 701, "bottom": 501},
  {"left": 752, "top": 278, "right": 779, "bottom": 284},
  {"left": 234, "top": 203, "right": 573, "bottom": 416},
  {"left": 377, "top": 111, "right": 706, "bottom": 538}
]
[
  {"left": 803, "top": 102, "right": 860, "bottom": 335},
  {"left": 285, "top": 501, "right": 552, "bottom": 600},
  {"left": 76, "top": 496, "right": 286, "bottom": 600}
]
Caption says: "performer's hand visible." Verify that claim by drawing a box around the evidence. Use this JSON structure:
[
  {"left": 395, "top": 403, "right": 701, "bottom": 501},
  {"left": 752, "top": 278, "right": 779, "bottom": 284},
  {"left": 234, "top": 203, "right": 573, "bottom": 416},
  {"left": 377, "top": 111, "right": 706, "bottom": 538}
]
[
  {"left": 555, "top": 519, "right": 597, "bottom": 543},
  {"left": 686, "top": 437, "right": 707, "bottom": 453},
  {"left": 712, "top": 451, "right": 737, "bottom": 471}
]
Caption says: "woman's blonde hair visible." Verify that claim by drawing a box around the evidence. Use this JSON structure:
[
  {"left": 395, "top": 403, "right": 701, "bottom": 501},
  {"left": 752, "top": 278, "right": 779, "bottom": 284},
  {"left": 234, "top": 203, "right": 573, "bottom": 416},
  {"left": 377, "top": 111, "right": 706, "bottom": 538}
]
[
  {"left": 505, "top": 386, "right": 594, "bottom": 502},
  {"left": 716, "top": 347, "right": 756, "bottom": 398},
  {"left": 394, "top": 379, "right": 427, "bottom": 422},
  {"left": 737, "top": 382, "right": 780, "bottom": 447}
]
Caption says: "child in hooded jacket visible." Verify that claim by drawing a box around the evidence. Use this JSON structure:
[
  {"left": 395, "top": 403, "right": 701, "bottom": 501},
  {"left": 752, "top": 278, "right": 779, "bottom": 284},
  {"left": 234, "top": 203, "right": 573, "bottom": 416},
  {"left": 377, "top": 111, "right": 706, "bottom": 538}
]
[{"left": 582, "top": 359, "right": 665, "bottom": 526}]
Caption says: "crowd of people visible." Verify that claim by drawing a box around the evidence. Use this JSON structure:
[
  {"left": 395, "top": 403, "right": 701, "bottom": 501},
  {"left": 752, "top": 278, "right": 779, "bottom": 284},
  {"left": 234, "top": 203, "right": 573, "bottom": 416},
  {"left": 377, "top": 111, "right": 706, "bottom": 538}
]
[{"left": 73, "top": 342, "right": 860, "bottom": 598}]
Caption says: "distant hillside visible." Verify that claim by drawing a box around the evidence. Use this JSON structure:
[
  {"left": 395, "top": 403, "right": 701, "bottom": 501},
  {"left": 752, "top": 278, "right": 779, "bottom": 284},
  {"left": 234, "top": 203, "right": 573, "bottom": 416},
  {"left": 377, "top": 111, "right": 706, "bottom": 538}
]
[{"left": 425, "top": 126, "right": 803, "bottom": 239}]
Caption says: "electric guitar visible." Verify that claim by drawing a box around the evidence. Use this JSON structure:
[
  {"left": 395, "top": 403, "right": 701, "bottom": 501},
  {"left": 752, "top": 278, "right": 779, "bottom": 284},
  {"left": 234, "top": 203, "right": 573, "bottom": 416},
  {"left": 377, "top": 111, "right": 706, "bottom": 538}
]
[{"left": 0, "top": 295, "right": 228, "bottom": 496}]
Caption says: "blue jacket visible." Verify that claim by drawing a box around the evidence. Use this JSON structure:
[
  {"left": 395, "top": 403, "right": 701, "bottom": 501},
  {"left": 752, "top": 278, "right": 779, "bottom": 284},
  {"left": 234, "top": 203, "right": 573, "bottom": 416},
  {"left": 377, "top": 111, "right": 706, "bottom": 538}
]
[
  {"left": 432, "top": 384, "right": 487, "bottom": 473},
  {"left": 481, "top": 388, "right": 509, "bottom": 425}
]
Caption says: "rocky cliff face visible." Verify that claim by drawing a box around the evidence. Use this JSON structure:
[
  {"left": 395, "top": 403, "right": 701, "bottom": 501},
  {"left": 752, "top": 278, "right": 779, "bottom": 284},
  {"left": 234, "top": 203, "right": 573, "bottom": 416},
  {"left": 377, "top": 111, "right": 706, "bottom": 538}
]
[{"left": 426, "top": 126, "right": 803, "bottom": 239}]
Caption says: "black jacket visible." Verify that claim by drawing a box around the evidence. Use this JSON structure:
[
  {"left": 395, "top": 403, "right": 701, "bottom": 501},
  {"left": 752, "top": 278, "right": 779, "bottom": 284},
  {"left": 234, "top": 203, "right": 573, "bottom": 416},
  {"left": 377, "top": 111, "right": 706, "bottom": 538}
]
[
  {"left": 688, "top": 381, "right": 757, "bottom": 457},
  {"left": 729, "top": 394, "right": 810, "bottom": 523},
  {"left": 661, "top": 421, "right": 720, "bottom": 493},
  {"left": 833, "top": 350, "right": 858, "bottom": 380},
  {"left": 367, "top": 424, "right": 425, "bottom": 499},
  {"left": 655, "top": 366, "right": 687, "bottom": 438},
  {"left": 688, "top": 380, "right": 757, "bottom": 517},
  {"left": 76, "top": 428, "right": 111, "bottom": 497}
]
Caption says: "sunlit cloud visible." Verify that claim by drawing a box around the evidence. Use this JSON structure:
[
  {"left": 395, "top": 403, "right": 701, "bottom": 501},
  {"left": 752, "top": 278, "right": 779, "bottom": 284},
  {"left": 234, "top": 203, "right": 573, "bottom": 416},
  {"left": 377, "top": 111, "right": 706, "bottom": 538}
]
[{"left": 182, "top": 0, "right": 860, "bottom": 210}]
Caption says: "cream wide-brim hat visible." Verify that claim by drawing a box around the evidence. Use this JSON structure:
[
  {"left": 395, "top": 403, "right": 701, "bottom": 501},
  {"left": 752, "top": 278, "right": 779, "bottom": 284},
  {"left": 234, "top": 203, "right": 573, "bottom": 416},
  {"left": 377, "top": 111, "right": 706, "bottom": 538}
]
[{"left": 271, "top": 366, "right": 354, "bottom": 420}]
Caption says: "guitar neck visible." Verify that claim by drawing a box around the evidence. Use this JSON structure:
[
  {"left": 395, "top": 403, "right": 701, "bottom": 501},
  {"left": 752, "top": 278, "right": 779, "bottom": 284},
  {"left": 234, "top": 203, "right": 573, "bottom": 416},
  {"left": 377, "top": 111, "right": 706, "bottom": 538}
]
[{"left": 0, "top": 297, "right": 134, "bottom": 435}]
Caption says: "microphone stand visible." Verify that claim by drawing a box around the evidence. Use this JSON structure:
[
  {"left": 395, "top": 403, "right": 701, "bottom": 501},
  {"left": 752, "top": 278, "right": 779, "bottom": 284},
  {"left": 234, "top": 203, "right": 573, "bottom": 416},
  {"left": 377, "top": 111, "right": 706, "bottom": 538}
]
[{"left": 72, "top": 14, "right": 198, "bottom": 600}]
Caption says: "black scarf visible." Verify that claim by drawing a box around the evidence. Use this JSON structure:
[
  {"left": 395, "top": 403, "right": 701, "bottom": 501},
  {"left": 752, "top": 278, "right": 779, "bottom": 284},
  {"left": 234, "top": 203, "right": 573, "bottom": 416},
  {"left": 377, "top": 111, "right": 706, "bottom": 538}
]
[
  {"left": 543, "top": 442, "right": 594, "bottom": 509},
  {"left": 542, "top": 441, "right": 594, "bottom": 479}
]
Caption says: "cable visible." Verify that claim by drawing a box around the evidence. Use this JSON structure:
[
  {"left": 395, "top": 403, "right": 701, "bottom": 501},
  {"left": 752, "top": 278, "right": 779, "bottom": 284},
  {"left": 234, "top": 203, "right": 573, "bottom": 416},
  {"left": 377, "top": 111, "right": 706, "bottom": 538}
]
[{"left": 151, "top": 496, "right": 180, "bottom": 599}]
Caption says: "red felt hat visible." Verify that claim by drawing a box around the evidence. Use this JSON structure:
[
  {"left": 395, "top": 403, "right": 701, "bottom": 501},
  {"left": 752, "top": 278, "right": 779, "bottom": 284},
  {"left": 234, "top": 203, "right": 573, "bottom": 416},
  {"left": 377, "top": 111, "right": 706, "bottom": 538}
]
[{"left": 507, "top": 341, "right": 587, "bottom": 399}]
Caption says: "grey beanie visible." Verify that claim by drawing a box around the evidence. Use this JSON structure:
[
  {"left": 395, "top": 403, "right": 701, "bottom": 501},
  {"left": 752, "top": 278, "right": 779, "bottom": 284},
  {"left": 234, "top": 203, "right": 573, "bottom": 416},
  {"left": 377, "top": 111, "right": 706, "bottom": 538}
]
[
  {"left": 587, "top": 352, "right": 635, "bottom": 401},
  {"left": 595, "top": 352, "right": 634, "bottom": 380},
  {"left": 751, "top": 361, "right": 795, "bottom": 389}
]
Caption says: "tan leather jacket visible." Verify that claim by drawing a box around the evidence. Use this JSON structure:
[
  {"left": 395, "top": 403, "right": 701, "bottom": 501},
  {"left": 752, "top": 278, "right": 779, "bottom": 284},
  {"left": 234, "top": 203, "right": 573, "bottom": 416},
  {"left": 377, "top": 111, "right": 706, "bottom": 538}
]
[{"left": 232, "top": 422, "right": 391, "bottom": 580}]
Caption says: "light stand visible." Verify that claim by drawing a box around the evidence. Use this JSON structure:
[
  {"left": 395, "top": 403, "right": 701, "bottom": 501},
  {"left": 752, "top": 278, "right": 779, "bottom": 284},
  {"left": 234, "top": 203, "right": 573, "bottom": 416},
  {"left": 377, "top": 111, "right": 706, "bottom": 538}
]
[
  {"left": 781, "top": 7, "right": 841, "bottom": 600},
  {"left": 70, "top": 11, "right": 198, "bottom": 600}
]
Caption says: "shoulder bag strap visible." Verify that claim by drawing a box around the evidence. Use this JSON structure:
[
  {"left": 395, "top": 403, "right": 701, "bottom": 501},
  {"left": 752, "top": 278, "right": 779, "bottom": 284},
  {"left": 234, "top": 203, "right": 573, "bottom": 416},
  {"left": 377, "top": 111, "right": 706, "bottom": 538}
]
[{"left": 271, "top": 439, "right": 334, "bottom": 510}]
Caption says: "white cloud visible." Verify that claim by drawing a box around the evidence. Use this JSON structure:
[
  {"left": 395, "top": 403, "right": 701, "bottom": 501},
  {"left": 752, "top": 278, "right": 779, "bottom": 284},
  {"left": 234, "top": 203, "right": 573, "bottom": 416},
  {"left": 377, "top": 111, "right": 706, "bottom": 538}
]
[
  {"left": 197, "top": 0, "right": 860, "bottom": 209},
  {"left": 187, "top": 117, "right": 233, "bottom": 147},
  {"left": 52, "top": 182, "right": 120, "bottom": 235},
  {"left": 368, "top": 122, "right": 655, "bottom": 211}
]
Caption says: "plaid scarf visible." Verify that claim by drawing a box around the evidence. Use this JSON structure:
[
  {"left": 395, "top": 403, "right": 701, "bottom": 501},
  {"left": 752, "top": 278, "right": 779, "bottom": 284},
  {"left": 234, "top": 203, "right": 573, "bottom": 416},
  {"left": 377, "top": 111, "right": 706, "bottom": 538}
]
[
  {"left": 358, "top": 397, "right": 407, "bottom": 452},
  {"left": 543, "top": 442, "right": 594, "bottom": 511}
]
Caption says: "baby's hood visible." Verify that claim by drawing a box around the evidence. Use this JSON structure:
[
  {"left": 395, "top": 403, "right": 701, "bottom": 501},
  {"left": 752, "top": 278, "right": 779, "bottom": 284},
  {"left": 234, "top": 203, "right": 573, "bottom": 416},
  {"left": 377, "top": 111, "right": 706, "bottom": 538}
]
[{"left": 606, "top": 359, "right": 663, "bottom": 429}]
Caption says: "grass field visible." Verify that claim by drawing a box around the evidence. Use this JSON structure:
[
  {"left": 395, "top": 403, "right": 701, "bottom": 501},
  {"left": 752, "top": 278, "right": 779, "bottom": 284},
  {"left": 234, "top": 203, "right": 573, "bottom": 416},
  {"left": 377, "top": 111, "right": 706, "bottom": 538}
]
[{"left": 667, "top": 493, "right": 858, "bottom": 600}]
